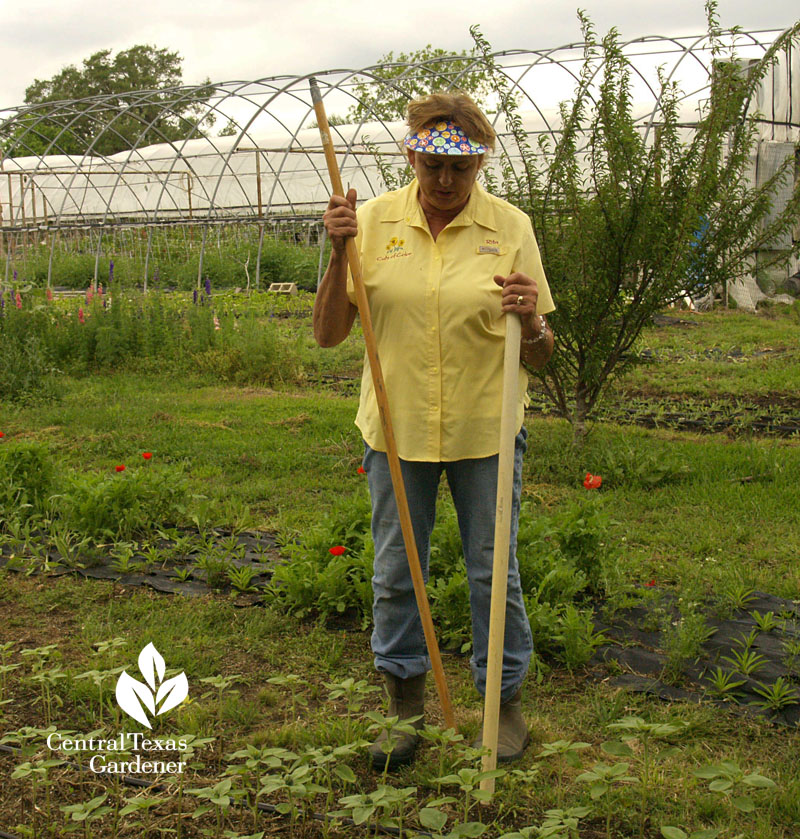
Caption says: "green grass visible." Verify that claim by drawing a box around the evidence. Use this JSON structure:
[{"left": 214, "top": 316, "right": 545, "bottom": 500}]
[
  {"left": 619, "top": 305, "right": 800, "bottom": 399},
  {"left": 3, "top": 370, "right": 364, "bottom": 526}
]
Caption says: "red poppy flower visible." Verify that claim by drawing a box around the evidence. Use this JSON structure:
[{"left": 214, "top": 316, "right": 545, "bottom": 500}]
[
  {"left": 115, "top": 464, "right": 126, "bottom": 472},
  {"left": 0, "top": 432, "right": 4, "bottom": 438},
  {"left": 142, "top": 452, "right": 153, "bottom": 460},
  {"left": 328, "top": 546, "right": 346, "bottom": 556},
  {"left": 645, "top": 579, "right": 656, "bottom": 587},
  {"left": 357, "top": 466, "right": 366, "bottom": 474},
  {"left": 583, "top": 472, "right": 602, "bottom": 489}
]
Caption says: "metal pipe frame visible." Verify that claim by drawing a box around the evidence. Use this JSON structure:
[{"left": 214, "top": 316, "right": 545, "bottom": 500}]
[{"left": 0, "top": 27, "right": 794, "bottom": 292}]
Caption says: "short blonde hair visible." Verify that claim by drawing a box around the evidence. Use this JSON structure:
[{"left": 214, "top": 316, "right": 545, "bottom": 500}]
[{"left": 406, "top": 93, "right": 496, "bottom": 152}]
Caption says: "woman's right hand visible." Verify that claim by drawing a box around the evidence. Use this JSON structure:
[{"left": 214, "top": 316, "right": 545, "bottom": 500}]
[{"left": 323, "top": 187, "right": 358, "bottom": 252}]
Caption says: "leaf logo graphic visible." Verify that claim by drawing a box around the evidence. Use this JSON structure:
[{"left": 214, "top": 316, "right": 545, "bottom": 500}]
[{"left": 115, "top": 642, "right": 189, "bottom": 729}]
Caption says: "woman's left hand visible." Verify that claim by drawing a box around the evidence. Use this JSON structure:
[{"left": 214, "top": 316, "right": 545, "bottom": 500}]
[{"left": 494, "top": 273, "right": 539, "bottom": 325}]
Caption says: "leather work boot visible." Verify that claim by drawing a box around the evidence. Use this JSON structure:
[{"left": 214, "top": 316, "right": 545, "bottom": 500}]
[
  {"left": 472, "top": 688, "right": 531, "bottom": 763},
  {"left": 368, "top": 672, "right": 426, "bottom": 770}
]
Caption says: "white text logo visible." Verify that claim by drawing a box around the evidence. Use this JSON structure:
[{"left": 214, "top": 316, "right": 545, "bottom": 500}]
[{"left": 115, "top": 643, "right": 189, "bottom": 729}]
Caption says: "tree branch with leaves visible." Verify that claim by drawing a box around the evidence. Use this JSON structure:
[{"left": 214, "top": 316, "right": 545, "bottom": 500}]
[{"left": 472, "top": 6, "right": 800, "bottom": 443}]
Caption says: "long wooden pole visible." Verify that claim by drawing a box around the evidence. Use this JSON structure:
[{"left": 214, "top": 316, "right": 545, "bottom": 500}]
[
  {"left": 480, "top": 312, "right": 522, "bottom": 795},
  {"left": 309, "top": 78, "right": 455, "bottom": 730}
]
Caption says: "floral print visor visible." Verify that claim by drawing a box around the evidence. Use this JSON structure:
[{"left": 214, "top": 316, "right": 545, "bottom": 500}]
[{"left": 404, "top": 120, "right": 488, "bottom": 155}]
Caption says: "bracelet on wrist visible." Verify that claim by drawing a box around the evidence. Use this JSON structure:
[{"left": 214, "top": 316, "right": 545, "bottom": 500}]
[{"left": 521, "top": 315, "right": 548, "bottom": 346}]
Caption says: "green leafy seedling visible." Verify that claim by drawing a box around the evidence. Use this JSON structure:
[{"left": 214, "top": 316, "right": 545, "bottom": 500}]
[
  {"left": 187, "top": 778, "right": 244, "bottom": 836},
  {"left": 692, "top": 760, "right": 776, "bottom": 830},
  {"left": 364, "top": 710, "right": 423, "bottom": 781},
  {"left": 751, "top": 676, "right": 799, "bottom": 712},
  {"left": 227, "top": 564, "right": 259, "bottom": 593},
  {"left": 750, "top": 610, "right": 779, "bottom": 632},
  {"left": 60, "top": 793, "right": 112, "bottom": 839},
  {"left": 703, "top": 667, "right": 746, "bottom": 702},
  {"left": 660, "top": 827, "right": 722, "bottom": 839},
  {"left": 12, "top": 756, "right": 65, "bottom": 834},
  {"left": 435, "top": 766, "right": 507, "bottom": 823},
  {"left": 721, "top": 647, "right": 766, "bottom": 676},
  {"left": 537, "top": 740, "right": 591, "bottom": 806},
  {"left": 267, "top": 673, "right": 308, "bottom": 726},
  {"left": 576, "top": 761, "right": 638, "bottom": 838},
  {"left": 418, "top": 725, "right": 466, "bottom": 793},
  {"left": 605, "top": 716, "right": 687, "bottom": 838}
]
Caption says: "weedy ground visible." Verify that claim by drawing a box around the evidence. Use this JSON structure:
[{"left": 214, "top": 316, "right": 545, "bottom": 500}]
[{"left": 0, "top": 297, "right": 799, "bottom": 838}]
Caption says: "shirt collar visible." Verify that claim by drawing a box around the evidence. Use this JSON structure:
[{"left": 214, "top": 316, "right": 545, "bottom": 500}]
[{"left": 379, "top": 179, "right": 498, "bottom": 233}]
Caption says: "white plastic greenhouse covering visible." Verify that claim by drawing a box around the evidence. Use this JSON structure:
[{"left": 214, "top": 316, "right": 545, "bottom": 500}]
[
  {"left": 0, "top": 28, "right": 797, "bottom": 307},
  {"left": 0, "top": 120, "right": 421, "bottom": 225},
  {"left": 0, "top": 33, "right": 796, "bottom": 229}
]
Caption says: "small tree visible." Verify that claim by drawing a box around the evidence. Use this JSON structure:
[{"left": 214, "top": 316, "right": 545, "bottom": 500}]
[
  {"left": 472, "top": 5, "right": 800, "bottom": 442},
  {"left": 346, "top": 44, "right": 493, "bottom": 123},
  {"left": 2, "top": 45, "right": 216, "bottom": 157}
]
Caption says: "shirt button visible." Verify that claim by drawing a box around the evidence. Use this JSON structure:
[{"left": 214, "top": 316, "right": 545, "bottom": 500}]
[{"left": 432, "top": 367, "right": 438, "bottom": 373}]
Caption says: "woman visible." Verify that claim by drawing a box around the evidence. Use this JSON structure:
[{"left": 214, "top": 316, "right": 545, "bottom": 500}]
[{"left": 313, "top": 93, "right": 555, "bottom": 768}]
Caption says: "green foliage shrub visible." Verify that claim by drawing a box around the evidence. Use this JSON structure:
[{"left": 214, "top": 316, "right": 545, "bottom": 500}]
[
  {"left": 0, "top": 304, "right": 62, "bottom": 403},
  {"left": 587, "top": 441, "right": 690, "bottom": 490},
  {"left": 269, "top": 487, "right": 615, "bottom": 668},
  {"left": 427, "top": 568, "right": 473, "bottom": 652},
  {"left": 267, "top": 488, "right": 375, "bottom": 624},
  {"left": 10, "top": 288, "right": 308, "bottom": 387},
  {"left": 0, "top": 440, "right": 55, "bottom": 520},
  {"left": 9, "top": 228, "right": 321, "bottom": 292},
  {"left": 57, "top": 462, "right": 191, "bottom": 540},
  {"left": 14, "top": 248, "right": 99, "bottom": 289},
  {"left": 191, "top": 316, "right": 305, "bottom": 386}
]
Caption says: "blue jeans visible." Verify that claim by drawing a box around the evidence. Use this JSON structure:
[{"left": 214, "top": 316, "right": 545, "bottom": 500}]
[{"left": 363, "top": 427, "right": 532, "bottom": 702}]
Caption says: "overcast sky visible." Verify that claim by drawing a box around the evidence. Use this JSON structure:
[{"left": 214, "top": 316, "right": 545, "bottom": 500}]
[{"left": 0, "top": 0, "right": 797, "bottom": 110}]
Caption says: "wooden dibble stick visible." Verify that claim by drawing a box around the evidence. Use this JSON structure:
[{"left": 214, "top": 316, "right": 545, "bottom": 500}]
[
  {"left": 309, "top": 78, "right": 455, "bottom": 730},
  {"left": 480, "top": 311, "right": 522, "bottom": 795}
]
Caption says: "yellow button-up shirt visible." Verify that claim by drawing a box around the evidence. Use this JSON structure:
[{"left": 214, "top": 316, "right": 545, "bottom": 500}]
[{"left": 347, "top": 178, "right": 555, "bottom": 462}]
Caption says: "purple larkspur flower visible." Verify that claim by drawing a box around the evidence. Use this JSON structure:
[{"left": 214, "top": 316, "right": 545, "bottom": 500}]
[
  {"left": 109, "top": 260, "right": 114, "bottom": 282},
  {"left": 204, "top": 276, "right": 211, "bottom": 296},
  {"left": 193, "top": 288, "right": 198, "bottom": 305}
]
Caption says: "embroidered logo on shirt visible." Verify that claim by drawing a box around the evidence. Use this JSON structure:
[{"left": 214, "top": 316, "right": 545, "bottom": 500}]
[{"left": 378, "top": 237, "right": 412, "bottom": 261}]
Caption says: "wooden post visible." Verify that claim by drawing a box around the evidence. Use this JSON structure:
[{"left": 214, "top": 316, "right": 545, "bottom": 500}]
[
  {"left": 310, "top": 77, "right": 455, "bottom": 729},
  {"left": 19, "top": 174, "right": 27, "bottom": 255},
  {"left": 8, "top": 174, "right": 15, "bottom": 262},
  {"left": 480, "top": 312, "right": 523, "bottom": 797}
]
